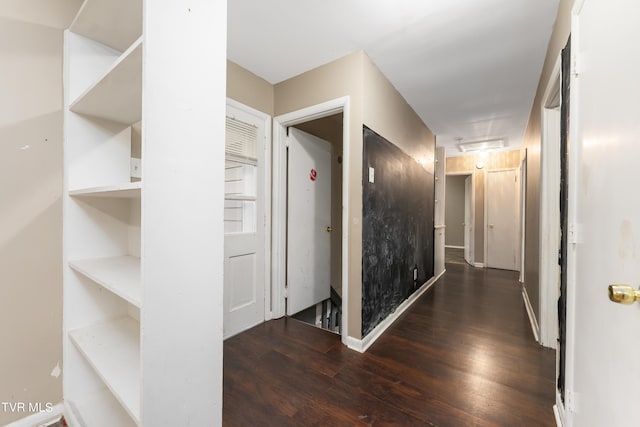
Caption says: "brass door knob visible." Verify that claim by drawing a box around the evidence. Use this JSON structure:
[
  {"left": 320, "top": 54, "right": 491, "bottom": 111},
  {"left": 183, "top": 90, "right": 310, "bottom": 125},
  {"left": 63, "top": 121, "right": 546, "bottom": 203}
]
[
  {"left": 326, "top": 226, "right": 334, "bottom": 233},
  {"left": 608, "top": 284, "right": 640, "bottom": 305}
]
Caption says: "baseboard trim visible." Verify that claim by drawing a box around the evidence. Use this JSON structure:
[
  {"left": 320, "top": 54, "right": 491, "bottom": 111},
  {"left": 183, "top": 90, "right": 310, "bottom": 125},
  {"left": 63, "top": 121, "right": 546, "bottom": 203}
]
[
  {"left": 4, "top": 403, "right": 64, "bottom": 427},
  {"left": 445, "top": 245, "right": 464, "bottom": 249},
  {"left": 473, "top": 262, "right": 484, "bottom": 268},
  {"left": 553, "top": 390, "right": 566, "bottom": 427},
  {"left": 553, "top": 404, "right": 563, "bottom": 427},
  {"left": 346, "top": 269, "right": 446, "bottom": 353},
  {"left": 522, "top": 284, "right": 541, "bottom": 343}
]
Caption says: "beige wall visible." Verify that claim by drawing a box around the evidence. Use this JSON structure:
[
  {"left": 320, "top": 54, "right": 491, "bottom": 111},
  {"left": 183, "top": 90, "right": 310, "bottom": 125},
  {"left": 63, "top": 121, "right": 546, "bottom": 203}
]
[
  {"left": 447, "top": 150, "right": 521, "bottom": 264},
  {"left": 361, "top": 55, "right": 436, "bottom": 174},
  {"left": 275, "top": 51, "right": 434, "bottom": 339},
  {"left": 521, "top": 0, "right": 574, "bottom": 318},
  {"left": 0, "top": 18, "right": 64, "bottom": 425},
  {"left": 227, "top": 60, "right": 274, "bottom": 115}
]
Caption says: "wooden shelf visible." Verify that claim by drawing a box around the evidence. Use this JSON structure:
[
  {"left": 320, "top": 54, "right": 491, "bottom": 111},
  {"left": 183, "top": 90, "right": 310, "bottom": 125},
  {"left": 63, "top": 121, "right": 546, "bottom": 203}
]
[
  {"left": 70, "top": 0, "right": 142, "bottom": 52},
  {"left": 69, "top": 182, "right": 142, "bottom": 199},
  {"left": 69, "top": 318, "right": 140, "bottom": 424},
  {"left": 69, "top": 256, "right": 141, "bottom": 307},
  {"left": 68, "top": 388, "right": 138, "bottom": 427},
  {"left": 70, "top": 38, "right": 142, "bottom": 125}
]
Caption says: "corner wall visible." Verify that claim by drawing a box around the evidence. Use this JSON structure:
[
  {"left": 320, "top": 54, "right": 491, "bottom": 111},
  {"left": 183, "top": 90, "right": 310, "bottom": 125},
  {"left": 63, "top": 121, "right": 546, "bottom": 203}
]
[
  {"left": 0, "top": 18, "right": 64, "bottom": 425},
  {"left": 227, "top": 60, "right": 274, "bottom": 115},
  {"left": 521, "top": 0, "right": 574, "bottom": 319},
  {"left": 275, "top": 51, "right": 435, "bottom": 340}
]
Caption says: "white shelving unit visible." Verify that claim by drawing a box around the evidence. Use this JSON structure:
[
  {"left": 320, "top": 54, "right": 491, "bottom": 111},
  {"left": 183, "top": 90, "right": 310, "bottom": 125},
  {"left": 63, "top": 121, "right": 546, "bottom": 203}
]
[
  {"left": 63, "top": 0, "right": 142, "bottom": 424},
  {"left": 69, "top": 38, "right": 142, "bottom": 124},
  {"left": 63, "top": 1, "right": 225, "bottom": 425},
  {"left": 69, "top": 256, "right": 141, "bottom": 306},
  {"left": 69, "top": 182, "right": 142, "bottom": 198},
  {"left": 66, "top": 389, "right": 137, "bottom": 427},
  {"left": 69, "top": 318, "right": 141, "bottom": 423}
]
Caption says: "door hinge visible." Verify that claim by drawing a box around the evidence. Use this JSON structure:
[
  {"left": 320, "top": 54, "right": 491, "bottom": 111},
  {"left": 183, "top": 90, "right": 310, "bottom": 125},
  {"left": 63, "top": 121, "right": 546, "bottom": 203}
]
[{"left": 283, "top": 286, "right": 288, "bottom": 298}]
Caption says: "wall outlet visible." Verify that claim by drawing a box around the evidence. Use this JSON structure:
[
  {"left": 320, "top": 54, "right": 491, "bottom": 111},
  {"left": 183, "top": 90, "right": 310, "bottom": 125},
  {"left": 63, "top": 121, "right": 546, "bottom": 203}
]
[{"left": 130, "top": 157, "right": 142, "bottom": 178}]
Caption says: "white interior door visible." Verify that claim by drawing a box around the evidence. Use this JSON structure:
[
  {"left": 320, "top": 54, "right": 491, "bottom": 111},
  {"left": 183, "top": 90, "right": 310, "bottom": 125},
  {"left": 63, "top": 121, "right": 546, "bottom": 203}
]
[
  {"left": 223, "top": 103, "right": 267, "bottom": 338},
  {"left": 486, "top": 169, "right": 518, "bottom": 270},
  {"left": 287, "top": 128, "right": 331, "bottom": 315},
  {"left": 565, "top": 0, "right": 640, "bottom": 425},
  {"left": 464, "top": 175, "right": 473, "bottom": 264}
]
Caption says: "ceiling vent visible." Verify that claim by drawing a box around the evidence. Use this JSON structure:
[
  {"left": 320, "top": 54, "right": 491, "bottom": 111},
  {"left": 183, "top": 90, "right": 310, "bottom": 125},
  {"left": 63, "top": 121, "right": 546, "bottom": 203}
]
[{"left": 457, "top": 139, "right": 505, "bottom": 153}]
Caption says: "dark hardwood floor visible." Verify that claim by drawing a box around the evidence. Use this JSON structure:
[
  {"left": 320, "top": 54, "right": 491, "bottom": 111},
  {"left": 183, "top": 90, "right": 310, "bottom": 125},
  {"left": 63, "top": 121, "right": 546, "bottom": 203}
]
[{"left": 224, "top": 254, "right": 556, "bottom": 426}]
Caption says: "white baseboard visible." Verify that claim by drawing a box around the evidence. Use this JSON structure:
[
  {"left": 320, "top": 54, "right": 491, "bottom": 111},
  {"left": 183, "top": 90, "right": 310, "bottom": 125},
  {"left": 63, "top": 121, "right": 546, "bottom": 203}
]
[
  {"left": 522, "top": 284, "right": 540, "bottom": 343},
  {"left": 553, "top": 404, "right": 563, "bottom": 427},
  {"left": 445, "top": 245, "right": 464, "bottom": 249},
  {"left": 346, "top": 269, "right": 446, "bottom": 353},
  {"left": 473, "top": 262, "right": 484, "bottom": 268},
  {"left": 4, "top": 403, "right": 64, "bottom": 427},
  {"left": 554, "top": 391, "right": 566, "bottom": 427}
]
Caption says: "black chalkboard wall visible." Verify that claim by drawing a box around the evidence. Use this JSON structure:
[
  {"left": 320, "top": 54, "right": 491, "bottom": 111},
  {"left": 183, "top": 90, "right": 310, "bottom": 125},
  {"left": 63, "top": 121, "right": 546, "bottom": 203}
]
[{"left": 362, "top": 126, "right": 435, "bottom": 336}]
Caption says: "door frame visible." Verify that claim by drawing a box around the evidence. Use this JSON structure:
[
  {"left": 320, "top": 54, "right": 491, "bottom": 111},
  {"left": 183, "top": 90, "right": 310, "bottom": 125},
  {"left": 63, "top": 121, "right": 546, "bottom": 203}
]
[
  {"left": 225, "top": 98, "right": 273, "bottom": 327},
  {"left": 519, "top": 153, "right": 527, "bottom": 283},
  {"left": 272, "top": 96, "right": 350, "bottom": 343},
  {"left": 539, "top": 54, "right": 562, "bottom": 350},
  {"left": 446, "top": 171, "right": 475, "bottom": 265},
  {"left": 559, "top": 2, "right": 584, "bottom": 424},
  {"left": 484, "top": 167, "right": 520, "bottom": 271}
]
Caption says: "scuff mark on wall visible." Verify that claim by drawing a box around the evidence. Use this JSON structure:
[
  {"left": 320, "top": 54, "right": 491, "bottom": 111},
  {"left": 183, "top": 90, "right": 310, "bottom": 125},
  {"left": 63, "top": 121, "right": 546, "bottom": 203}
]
[{"left": 50, "top": 362, "right": 61, "bottom": 379}]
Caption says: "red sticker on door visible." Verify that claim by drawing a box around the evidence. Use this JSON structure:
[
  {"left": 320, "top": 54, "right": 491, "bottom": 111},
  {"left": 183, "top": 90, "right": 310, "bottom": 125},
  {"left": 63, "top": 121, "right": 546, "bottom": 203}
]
[{"left": 310, "top": 168, "right": 317, "bottom": 181}]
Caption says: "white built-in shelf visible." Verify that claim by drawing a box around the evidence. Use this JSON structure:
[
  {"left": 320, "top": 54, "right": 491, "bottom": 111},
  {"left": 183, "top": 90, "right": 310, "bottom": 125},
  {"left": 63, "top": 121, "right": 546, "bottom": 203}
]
[
  {"left": 70, "top": 0, "right": 142, "bottom": 52},
  {"left": 69, "top": 256, "right": 141, "bottom": 307},
  {"left": 68, "top": 388, "right": 137, "bottom": 427},
  {"left": 69, "top": 182, "right": 142, "bottom": 199},
  {"left": 69, "top": 318, "right": 141, "bottom": 424},
  {"left": 70, "top": 38, "right": 142, "bottom": 125}
]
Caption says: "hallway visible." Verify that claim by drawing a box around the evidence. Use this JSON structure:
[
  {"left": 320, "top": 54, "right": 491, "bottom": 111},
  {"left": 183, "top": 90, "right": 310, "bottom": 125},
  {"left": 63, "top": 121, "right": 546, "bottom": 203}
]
[{"left": 223, "top": 256, "right": 556, "bottom": 426}]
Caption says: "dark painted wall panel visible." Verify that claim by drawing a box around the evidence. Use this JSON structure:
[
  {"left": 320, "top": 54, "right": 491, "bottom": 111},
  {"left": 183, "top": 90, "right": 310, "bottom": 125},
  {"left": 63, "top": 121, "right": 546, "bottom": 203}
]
[{"left": 362, "top": 126, "right": 435, "bottom": 336}]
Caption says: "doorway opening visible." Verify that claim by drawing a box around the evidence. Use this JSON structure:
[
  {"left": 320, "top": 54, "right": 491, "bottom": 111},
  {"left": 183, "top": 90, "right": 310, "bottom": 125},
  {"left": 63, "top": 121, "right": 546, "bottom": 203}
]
[
  {"left": 272, "top": 97, "right": 350, "bottom": 343},
  {"left": 287, "top": 117, "right": 343, "bottom": 334},
  {"left": 445, "top": 173, "right": 474, "bottom": 266}
]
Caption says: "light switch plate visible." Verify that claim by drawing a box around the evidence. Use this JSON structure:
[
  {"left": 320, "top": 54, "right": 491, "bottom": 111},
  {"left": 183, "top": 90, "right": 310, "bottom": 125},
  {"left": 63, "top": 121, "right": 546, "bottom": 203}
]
[
  {"left": 130, "top": 157, "right": 142, "bottom": 179},
  {"left": 368, "top": 167, "right": 375, "bottom": 183}
]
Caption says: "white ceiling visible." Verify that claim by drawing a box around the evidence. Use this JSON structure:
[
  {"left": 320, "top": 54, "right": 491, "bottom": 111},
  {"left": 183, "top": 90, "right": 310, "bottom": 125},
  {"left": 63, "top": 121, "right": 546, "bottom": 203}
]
[{"left": 228, "top": 0, "right": 559, "bottom": 156}]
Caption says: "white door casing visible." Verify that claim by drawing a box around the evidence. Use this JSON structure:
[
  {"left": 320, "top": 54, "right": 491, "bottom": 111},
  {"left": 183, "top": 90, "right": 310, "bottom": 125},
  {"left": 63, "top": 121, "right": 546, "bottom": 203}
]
[
  {"left": 271, "top": 97, "right": 350, "bottom": 344},
  {"left": 223, "top": 100, "right": 269, "bottom": 339},
  {"left": 563, "top": 0, "right": 640, "bottom": 425},
  {"left": 485, "top": 169, "right": 518, "bottom": 271},
  {"left": 286, "top": 128, "right": 332, "bottom": 315}
]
